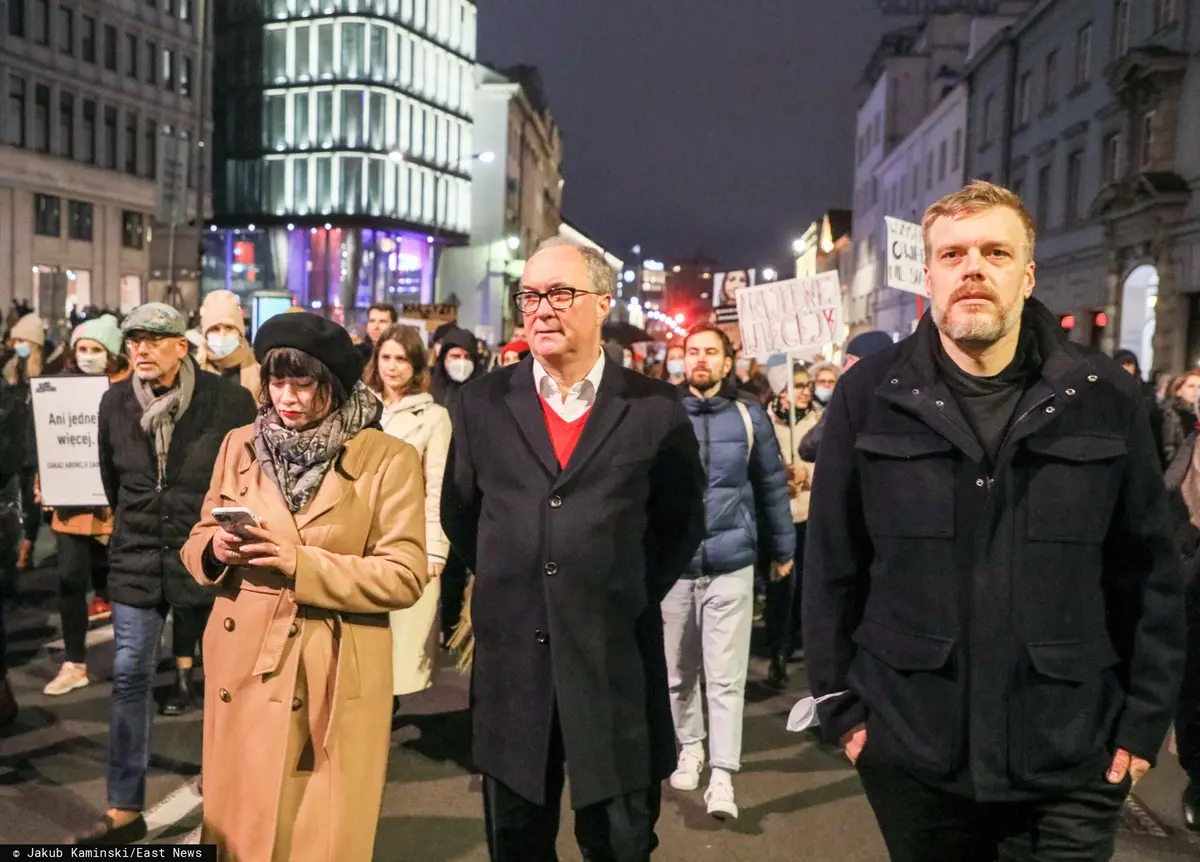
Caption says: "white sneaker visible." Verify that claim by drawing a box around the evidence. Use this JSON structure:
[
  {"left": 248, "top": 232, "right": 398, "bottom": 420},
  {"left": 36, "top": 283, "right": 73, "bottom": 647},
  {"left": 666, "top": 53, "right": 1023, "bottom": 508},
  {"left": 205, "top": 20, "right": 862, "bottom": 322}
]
[
  {"left": 669, "top": 742, "right": 706, "bottom": 791},
  {"left": 705, "top": 771, "right": 738, "bottom": 820},
  {"left": 44, "top": 662, "right": 89, "bottom": 696}
]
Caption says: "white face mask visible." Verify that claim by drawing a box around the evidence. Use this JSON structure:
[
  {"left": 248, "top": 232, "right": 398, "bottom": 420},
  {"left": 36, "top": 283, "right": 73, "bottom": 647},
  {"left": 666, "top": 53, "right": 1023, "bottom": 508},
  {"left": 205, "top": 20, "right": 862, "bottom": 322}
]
[
  {"left": 206, "top": 332, "right": 240, "bottom": 360},
  {"left": 446, "top": 357, "right": 475, "bottom": 383},
  {"left": 667, "top": 359, "right": 685, "bottom": 377},
  {"left": 813, "top": 386, "right": 835, "bottom": 405},
  {"left": 13, "top": 343, "right": 31, "bottom": 360},
  {"left": 75, "top": 351, "right": 108, "bottom": 375}
]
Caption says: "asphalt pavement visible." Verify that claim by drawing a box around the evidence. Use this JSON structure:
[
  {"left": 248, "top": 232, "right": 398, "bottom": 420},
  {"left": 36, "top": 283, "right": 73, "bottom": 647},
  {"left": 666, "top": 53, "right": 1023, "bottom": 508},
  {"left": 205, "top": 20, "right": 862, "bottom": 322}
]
[{"left": 2, "top": 531, "right": 1198, "bottom": 860}]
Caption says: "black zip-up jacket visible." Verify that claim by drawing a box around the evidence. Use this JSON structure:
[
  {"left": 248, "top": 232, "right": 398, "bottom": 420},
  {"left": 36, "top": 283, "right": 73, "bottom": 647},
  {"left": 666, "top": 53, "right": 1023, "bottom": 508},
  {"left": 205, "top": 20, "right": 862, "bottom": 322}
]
[
  {"left": 803, "top": 298, "right": 1184, "bottom": 801},
  {"left": 98, "top": 359, "right": 256, "bottom": 608}
]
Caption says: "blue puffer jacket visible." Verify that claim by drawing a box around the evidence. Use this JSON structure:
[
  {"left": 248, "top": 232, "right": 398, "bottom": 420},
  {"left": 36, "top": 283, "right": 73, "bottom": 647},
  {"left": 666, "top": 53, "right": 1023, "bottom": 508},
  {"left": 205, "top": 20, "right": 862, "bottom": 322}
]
[{"left": 681, "top": 382, "right": 795, "bottom": 576}]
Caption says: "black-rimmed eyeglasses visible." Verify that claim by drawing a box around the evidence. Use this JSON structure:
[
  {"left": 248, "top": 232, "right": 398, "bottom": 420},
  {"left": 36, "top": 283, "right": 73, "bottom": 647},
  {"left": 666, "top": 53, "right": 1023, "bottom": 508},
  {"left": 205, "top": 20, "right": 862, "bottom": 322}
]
[{"left": 513, "top": 287, "right": 604, "bottom": 314}]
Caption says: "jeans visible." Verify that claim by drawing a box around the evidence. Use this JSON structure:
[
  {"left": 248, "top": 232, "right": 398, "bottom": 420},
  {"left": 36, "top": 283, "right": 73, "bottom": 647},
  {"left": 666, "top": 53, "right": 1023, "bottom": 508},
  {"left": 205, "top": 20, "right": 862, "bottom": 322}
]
[
  {"left": 108, "top": 602, "right": 168, "bottom": 810},
  {"left": 56, "top": 532, "right": 108, "bottom": 664},
  {"left": 661, "top": 566, "right": 754, "bottom": 772}
]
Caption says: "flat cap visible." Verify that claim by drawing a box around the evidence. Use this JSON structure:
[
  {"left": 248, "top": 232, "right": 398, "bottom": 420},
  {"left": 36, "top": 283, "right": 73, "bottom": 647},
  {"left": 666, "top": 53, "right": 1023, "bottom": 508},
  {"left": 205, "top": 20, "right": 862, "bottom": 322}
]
[{"left": 122, "top": 303, "right": 187, "bottom": 337}]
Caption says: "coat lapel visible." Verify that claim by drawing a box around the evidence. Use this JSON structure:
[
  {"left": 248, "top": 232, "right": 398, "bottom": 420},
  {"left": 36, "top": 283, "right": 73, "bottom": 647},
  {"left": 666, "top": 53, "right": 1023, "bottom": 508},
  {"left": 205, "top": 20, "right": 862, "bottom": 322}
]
[
  {"left": 504, "top": 357, "right": 561, "bottom": 478},
  {"left": 294, "top": 452, "right": 356, "bottom": 530},
  {"left": 552, "top": 360, "right": 629, "bottom": 493}
]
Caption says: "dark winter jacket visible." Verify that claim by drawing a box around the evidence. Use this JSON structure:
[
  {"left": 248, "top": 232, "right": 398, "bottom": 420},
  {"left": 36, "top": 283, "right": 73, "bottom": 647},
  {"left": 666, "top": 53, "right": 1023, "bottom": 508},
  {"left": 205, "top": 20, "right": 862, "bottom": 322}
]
[
  {"left": 681, "top": 380, "right": 795, "bottom": 576},
  {"left": 98, "top": 359, "right": 257, "bottom": 608},
  {"left": 430, "top": 326, "right": 484, "bottom": 411},
  {"left": 0, "top": 376, "right": 29, "bottom": 507},
  {"left": 804, "top": 298, "right": 1184, "bottom": 801}
]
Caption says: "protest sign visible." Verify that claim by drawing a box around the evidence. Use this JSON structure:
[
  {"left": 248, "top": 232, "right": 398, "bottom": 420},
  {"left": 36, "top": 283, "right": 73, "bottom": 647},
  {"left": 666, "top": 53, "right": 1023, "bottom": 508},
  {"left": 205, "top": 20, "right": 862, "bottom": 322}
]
[
  {"left": 30, "top": 376, "right": 110, "bottom": 507},
  {"left": 884, "top": 216, "right": 927, "bottom": 295},
  {"left": 736, "top": 271, "right": 842, "bottom": 356}
]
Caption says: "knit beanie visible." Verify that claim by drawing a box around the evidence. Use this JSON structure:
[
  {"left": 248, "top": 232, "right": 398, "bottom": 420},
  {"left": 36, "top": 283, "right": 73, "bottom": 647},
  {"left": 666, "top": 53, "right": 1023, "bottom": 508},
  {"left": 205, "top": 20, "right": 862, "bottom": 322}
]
[
  {"left": 200, "top": 290, "right": 245, "bottom": 335},
  {"left": 73, "top": 314, "right": 123, "bottom": 356},
  {"left": 10, "top": 313, "right": 45, "bottom": 346}
]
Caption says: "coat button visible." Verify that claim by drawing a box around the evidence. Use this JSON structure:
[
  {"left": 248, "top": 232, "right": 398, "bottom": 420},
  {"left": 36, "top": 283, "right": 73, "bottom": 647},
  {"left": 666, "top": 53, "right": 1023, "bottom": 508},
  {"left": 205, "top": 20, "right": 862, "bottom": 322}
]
[
  {"left": 1045, "top": 406, "right": 1056, "bottom": 414},
  {"left": 1064, "top": 388, "right": 1076, "bottom": 396},
  {"left": 288, "top": 623, "right": 298, "bottom": 637},
  {"left": 544, "top": 562, "right": 558, "bottom": 576},
  {"left": 535, "top": 630, "right": 549, "bottom": 644},
  {"left": 223, "top": 617, "right": 235, "bottom": 632},
  {"left": 219, "top": 689, "right": 231, "bottom": 703},
  {"left": 935, "top": 400, "right": 944, "bottom": 407},
  {"left": 291, "top": 697, "right": 303, "bottom": 711},
  {"left": 912, "top": 388, "right": 920, "bottom": 395},
  {"left": 1087, "top": 375, "right": 1098, "bottom": 382},
  {"left": 549, "top": 495, "right": 563, "bottom": 509},
  {"left": 239, "top": 487, "right": 248, "bottom": 497},
  {"left": 890, "top": 378, "right": 899, "bottom": 384},
  {"left": 976, "top": 478, "right": 985, "bottom": 487}
]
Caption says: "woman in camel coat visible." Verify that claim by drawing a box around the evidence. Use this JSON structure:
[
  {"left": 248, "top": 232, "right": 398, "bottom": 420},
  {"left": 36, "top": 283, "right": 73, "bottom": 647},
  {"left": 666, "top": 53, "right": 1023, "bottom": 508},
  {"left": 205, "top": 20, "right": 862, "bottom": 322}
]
[{"left": 181, "top": 313, "right": 427, "bottom": 862}]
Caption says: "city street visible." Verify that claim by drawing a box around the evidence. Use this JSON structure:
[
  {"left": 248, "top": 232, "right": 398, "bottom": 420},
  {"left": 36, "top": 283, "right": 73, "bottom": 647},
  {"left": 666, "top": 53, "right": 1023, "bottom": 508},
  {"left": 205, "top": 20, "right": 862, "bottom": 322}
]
[{"left": 0, "top": 535, "right": 1197, "bottom": 861}]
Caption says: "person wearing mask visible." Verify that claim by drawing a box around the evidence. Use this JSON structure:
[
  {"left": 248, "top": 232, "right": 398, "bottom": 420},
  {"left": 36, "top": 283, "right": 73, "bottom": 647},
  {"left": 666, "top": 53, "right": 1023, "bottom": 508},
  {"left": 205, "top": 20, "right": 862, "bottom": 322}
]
[
  {"left": 732, "top": 354, "right": 753, "bottom": 384},
  {"left": 1163, "top": 370, "right": 1200, "bottom": 466},
  {"left": 6, "top": 313, "right": 45, "bottom": 570},
  {"left": 73, "top": 304, "right": 256, "bottom": 845},
  {"left": 42, "top": 316, "right": 130, "bottom": 696},
  {"left": 665, "top": 324, "right": 794, "bottom": 820},
  {"left": 0, "top": 369, "right": 29, "bottom": 726},
  {"left": 804, "top": 181, "right": 1184, "bottom": 859},
  {"left": 765, "top": 365, "right": 820, "bottom": 688},
  {"left": 198, "top": 291, "right": 261, "bottom": 401},
  {"left": 365, "top": 324, "right": 451, "bottom": 712},
  {"left": 500, "top": 338, "right": 529, "bottom": 367},
  {"left": 797, "top": 334, "right": 888, "bottom": 463},
  {"left": 441, "top": 237, "right": 706, "bottom": 860},
  {"left": 429, "top": 326, "right": 482, "bottom": 412},
  {"left": 181, "top": 313, "right": 427, "bottom": 862},
  {"left": 358, "top": 303, "right": 398, "bottom": 362},
  {"left": 665, "top": 343, "right": 686, "bottom": 386}
]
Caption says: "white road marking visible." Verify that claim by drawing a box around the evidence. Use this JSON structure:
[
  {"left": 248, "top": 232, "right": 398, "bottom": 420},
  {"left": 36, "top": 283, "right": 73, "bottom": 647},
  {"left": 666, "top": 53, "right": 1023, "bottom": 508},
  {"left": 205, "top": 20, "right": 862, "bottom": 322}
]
[{"left": 142, "top": 776, "right": 203, "bottom": 835}]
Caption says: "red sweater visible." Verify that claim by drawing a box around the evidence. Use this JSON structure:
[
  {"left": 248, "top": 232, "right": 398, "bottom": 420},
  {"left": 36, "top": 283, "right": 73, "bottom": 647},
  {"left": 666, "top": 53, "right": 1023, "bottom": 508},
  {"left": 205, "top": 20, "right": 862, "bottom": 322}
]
[{"left": 540, "top": 398, "right": 590, "bottom": 467}]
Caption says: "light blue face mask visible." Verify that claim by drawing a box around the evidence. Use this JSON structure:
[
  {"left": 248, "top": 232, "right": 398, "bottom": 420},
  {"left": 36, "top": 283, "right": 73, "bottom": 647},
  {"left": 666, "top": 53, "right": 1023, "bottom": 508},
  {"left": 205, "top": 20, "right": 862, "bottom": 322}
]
[
  {"left": 786, "top": 691, "right": 848, "bottom": 733},
  {"left": 13, "top": 343, "right": 31, "bottom": 360},
  {"left": 666, "top": 359, "right": 685, "bottom": 377}
]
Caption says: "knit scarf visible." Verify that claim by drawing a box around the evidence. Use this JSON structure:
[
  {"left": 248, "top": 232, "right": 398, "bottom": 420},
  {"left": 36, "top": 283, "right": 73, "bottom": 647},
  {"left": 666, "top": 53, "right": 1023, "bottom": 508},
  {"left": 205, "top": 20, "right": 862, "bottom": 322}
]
[
  {"left": 132, "top": 359, "right": 195, "bottom": 485},
  {"left": 254, "top": 382, "right": 381, "bottom": 513}
]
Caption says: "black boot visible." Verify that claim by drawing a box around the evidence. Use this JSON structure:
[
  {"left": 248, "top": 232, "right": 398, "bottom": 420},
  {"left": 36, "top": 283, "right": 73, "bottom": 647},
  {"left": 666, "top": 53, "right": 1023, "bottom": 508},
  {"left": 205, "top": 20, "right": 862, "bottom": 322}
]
[
  {"left": 0, "top": 674, "right": 17, "bottom": 726},
  {"left": 767, "top": 653, "right": 789, "bottom": 689},
  {"left": 160, "top": 666, "right": 195, "bottom": 717},
  {"left": 1183, "top": 780, "right": 1200, "bottom": 832}
]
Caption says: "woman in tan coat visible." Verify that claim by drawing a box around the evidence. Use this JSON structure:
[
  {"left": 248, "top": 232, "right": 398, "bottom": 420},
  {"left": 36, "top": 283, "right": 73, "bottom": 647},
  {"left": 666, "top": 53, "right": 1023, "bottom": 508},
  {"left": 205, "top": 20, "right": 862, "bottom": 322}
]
[{"left": 181, "top": 312, "right": 427, "bottom": 862}]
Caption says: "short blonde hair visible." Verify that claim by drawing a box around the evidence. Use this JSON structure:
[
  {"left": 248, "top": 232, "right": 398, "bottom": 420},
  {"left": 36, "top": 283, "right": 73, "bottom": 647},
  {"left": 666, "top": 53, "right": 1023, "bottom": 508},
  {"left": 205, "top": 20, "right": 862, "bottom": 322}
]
[{"left": 922, "top": 179, "right": 1037, "bottom": 262}]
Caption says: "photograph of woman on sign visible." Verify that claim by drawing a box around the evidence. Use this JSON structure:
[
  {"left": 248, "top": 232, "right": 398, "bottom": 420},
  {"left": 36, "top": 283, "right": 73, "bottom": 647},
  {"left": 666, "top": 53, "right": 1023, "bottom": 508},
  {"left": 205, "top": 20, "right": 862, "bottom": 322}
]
[{"left": 714, "top": 269, "right": 755, "bottom": 308}]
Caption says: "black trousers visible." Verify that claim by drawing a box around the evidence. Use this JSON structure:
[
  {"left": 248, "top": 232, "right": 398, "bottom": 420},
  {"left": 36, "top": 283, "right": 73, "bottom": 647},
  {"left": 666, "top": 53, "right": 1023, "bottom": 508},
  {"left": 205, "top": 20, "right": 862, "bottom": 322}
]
[
  {"left": 0, "top": 506, "right": 20, "bottom": 678},
  {"left": 1177, "top": 562, "right": 1200, "bottom": 780},
  {"left": 18, "top": 468, "right": 39, "bottom": 544},
  {"left": 482, "top": 712, "right": 661, "bottom": 862},
  {"left": 170, "top": 604, "right": 211, "bottom": 660},
  {"left": 440, "top": 550, "right": 469, "bottom": 643},
  {"left": 857, "top": 752, "right": 1129, "bottom": 861},
  {"left": 56, "top": 532, "right": 109, "bottom": 664},
  {"left": 764, "top": 522, "right": 806, "bottom": 659}
]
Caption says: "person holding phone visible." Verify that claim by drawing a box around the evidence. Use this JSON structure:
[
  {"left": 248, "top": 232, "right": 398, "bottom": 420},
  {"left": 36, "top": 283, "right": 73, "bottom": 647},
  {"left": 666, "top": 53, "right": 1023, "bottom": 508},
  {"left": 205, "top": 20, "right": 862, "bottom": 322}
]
[{"left": 181, "top": 312, "right": 428, "bottom": 862}]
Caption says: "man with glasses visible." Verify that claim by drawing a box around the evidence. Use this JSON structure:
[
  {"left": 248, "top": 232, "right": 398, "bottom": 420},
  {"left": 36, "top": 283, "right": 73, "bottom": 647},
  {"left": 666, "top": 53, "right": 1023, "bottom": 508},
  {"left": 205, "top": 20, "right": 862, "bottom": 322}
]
[
  {"left": 442, "top": 238, "right": 706, "bottom": 861},
  {"left": 73, "top": 303, "right": 255, "bottom": 845}
]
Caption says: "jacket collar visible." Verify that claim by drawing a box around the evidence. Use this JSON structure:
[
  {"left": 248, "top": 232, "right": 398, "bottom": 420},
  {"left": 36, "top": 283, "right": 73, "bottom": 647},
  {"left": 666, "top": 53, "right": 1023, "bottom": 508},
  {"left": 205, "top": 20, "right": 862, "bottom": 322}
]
[
  {"left": 236, "top": 430, "right": 366, "bottom": 531},
  {"left": 681, "top": 377, "right": 740, "bottom": 414}
]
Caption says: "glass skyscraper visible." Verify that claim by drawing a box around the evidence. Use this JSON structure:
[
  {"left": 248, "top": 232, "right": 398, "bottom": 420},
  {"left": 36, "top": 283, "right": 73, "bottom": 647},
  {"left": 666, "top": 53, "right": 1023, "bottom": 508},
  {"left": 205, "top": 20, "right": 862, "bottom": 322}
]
[{"left": 206, "top": 0, "right": 475, "bottom": 319}]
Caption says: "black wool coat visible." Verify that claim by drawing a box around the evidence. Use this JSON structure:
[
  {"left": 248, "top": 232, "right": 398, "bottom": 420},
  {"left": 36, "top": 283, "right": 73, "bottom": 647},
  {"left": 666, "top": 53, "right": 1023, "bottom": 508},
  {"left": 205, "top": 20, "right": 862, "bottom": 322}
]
[
  {"left": 99, "top": 361, "right": 257, "bottom": 609},
  {"left": 803, "top": 299, "right": 1185, "bottom": 801},
  {"left": 441, "top": 355, "right": 705, "bottom": 808}
]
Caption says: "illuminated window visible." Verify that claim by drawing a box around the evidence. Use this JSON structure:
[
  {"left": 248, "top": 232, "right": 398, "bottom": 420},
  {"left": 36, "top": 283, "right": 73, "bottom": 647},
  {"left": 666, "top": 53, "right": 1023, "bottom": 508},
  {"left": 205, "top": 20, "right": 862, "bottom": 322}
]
[
  {"left": 341, "top": 22, "right": 364, "bottom": 79},
  {"left": 295, "top": 24, "right": 311, "bottom": 79},
  {"left": 340, "top": 154, "right": 361, "bottom": 213}
]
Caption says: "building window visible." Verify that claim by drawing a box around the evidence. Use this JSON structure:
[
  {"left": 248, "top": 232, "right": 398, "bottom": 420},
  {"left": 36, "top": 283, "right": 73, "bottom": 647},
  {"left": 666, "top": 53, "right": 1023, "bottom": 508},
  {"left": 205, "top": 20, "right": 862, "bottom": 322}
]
[
  {"left": 1044, "top": 51, "right": 1058, "bottom": 110},
  {"left": 180, "top": 0, "right": 191, "bottom": 22},
  {"left": 1103, "top": 132, "right": 1122, "bottom": 183},
  {"left": 104, "top": 24, "right": 117, "bottom": 71},
  {"left": 58, "top": 90, "right": 72, "bottom": 158},
  {"left": 126, "top": 33, "right": 138, "bottom": 78},
  {"left": 926, "top": 152, "right": 934, "bottom": 190},
  {"left": 80, "top": 99, "right": 94, "bottom": 163},
  {"left": 1075, "top": 24, "right": 1092, "bottom": 87},
  {"left": 1141, "top": 110, "right": 1155, "bottom": 168},
  {"left": 952, "top": 128, "right": 962, "bottom": 169},
  {"left": 1113, "top": 1, "right": 1131, "bottom": 58},
  {"left": 162, "top": 48, "right": 174, "bottom": 89},
  {"left": 33, "top": 84, "right": 49, "bottom": 152},
  {"left": 181, "top": 56, "right": 192, "bottom": 97},
  {"left": 1065, "top": 149, "right": 1084, "bottom": 224},
  {"left": 6, "top": 76, "right": 25, "bottom": 148},
  {"left": 938, "top": 139, "right": 947, "bottom": 180},
  {"left": 1155, "top": 0, "right": 1179, "bottom": 30},
  {"left": 1036, "top": 165, "right": 1052, "bottom": 229},
  {"left": 125, "top": 113, "right": 137, "bottom": 175},
  {"left": 147, "top": 42, "right": 157, "bottom": 83},
  {"left": 145, "top": 119, "right": 156, "bottom": 179},
  {"left": 34, "top": 194, "right": 60, "bottom": 236},
  {"left": 81, "top": 15, "right": 94, "bottom": 62},
  {"left": 68, "top": 200, "right": 92, "bottom": 241},
  {"left": 121, "top": 211, "right": 145, "bottom": 249},
  {"left": 58, "top": 5, "right": 72, "bottom": 55},
  {"left": 9, "top": 0, "right": 24, "bottom": 37},
  {"left": 1017, "top": 72, "right": 1032, "bottom": 125},
  {"left": 103, "top": 105, "right": 116, "bottom": 168},
  {"left": 31, "top": 0, "right": 47, "bottom": 45},
  {"left": 982, "top": 93, "right": 996, "bottom": 143}
]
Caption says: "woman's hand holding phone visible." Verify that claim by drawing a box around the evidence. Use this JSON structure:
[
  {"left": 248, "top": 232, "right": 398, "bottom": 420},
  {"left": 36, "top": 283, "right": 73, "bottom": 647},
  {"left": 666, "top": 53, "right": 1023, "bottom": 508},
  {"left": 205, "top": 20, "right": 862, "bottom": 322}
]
[{"left": 212, "top": 527, "right": 249, "bottom": 565}]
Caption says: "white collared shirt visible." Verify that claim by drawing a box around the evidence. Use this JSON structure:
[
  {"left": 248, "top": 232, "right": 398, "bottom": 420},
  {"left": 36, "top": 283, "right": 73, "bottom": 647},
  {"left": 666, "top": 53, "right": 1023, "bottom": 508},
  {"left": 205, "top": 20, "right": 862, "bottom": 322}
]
[{"left": 532, "top": 351, "right": 606, "bottom": 422}]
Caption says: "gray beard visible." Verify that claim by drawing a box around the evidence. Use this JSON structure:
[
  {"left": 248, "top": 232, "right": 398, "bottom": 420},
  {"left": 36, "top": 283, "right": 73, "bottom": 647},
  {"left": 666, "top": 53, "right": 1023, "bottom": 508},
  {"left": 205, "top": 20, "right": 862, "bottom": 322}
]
[{"left": 934, "top": 294, "right": 1024, "bottom": 348}]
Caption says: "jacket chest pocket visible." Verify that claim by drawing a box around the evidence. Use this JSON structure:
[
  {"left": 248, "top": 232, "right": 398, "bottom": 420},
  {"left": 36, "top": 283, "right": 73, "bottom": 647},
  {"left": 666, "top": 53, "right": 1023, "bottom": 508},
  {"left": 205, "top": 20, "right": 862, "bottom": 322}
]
[
  {"left": 1024, "top": 435, "right": 1125, "bottom": 544},
  {"left": 855, "top": 433, "right": 955, "bottom": 539}
]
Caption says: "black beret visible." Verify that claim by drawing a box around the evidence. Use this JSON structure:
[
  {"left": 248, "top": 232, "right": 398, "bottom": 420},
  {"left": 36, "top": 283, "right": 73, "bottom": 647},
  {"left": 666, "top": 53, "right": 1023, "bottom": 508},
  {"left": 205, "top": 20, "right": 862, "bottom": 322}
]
[{"left": 253, "top": 312, "right": 364, "bottom": 392}]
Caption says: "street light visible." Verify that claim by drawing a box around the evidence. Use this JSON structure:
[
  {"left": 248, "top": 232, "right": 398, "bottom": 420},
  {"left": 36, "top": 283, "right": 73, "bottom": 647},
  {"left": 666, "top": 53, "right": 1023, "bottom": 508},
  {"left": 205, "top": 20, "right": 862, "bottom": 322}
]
[
  {"left": 478, "top": 151, "right": 496, "bottom": 163},
  {"left": 506, "top": 235, "right": 520, "bottom": 251},
  {"left": 762, "top": 267, "right": 778, "bottom": 281},
  {"left": 792, "top": 238, "right": 808, "bottom": 256},
  {"left": 623, "top": 270, "right": 636, "bottom": 284}
]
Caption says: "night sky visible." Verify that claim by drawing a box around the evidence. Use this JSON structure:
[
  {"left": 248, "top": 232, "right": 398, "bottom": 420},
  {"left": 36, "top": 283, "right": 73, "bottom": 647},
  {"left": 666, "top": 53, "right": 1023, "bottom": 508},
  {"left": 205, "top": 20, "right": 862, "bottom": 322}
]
[{"left": 477, "top": 0, "right": 898, "bottom": 272}]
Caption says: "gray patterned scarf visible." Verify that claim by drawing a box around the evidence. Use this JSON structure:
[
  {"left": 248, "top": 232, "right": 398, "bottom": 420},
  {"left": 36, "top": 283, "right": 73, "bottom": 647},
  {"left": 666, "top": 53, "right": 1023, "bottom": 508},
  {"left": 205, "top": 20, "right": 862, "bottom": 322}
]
[
  {"left": 132, "top": 359, "right": 196, "bottom": 485},
  {"left": 254, "top": 382, "right": 381, "bottom": 513}
]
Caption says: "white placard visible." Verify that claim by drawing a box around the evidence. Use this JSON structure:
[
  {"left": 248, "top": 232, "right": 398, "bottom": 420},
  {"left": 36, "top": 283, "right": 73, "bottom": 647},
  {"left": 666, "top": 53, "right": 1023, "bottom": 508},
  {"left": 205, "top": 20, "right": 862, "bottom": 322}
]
[
  {"left": 884, "top": 216, "right": 927, "bottom": 296},
  {"left": 736, "top": 272, "right": 843, "bottom": 356},
  {"left": 395, "top": 318, "right": 429, "bottom": 347},
  {"left": 30, "top": 376, "right": 111, "bottom": 507},
  {"left": 473, "top": 325, "right": 496, "bottom": 345}
]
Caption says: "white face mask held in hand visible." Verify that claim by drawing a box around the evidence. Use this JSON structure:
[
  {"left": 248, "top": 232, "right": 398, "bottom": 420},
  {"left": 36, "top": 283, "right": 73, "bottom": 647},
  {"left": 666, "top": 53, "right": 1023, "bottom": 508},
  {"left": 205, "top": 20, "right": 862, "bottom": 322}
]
[
  {"left": 206, "top": 333, "right": 241, "bottom": 360},
  {"left": 446, "top": 357, "right": 475, "bottom": 383},
  {"left": 75, "top": 351, "right": 109, "bottom": 375},
  {"left": 786, "top": 691, "right": 848, "bottom": 732}
]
